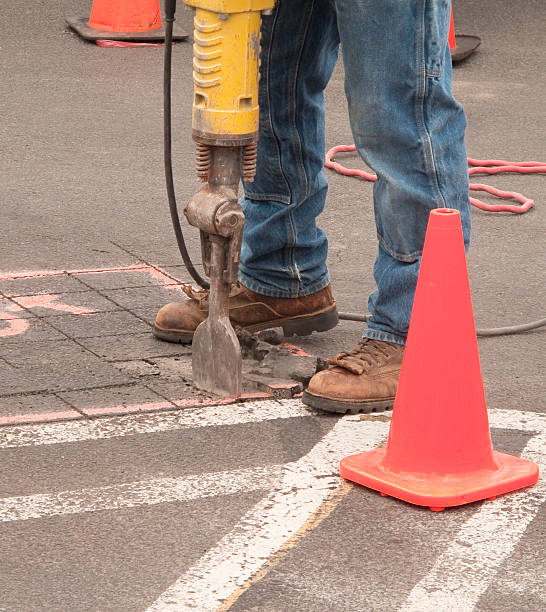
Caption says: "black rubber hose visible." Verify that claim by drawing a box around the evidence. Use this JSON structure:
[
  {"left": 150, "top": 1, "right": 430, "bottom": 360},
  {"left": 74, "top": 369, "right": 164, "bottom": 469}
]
[
  {"left": 338, "top": 312, "right": 546, "bottom": 336},
  {"left": 164, "top": 2, "right": 210, "bottom": 290}
]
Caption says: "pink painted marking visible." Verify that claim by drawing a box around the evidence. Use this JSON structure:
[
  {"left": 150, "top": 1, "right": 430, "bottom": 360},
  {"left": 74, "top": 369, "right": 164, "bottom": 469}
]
[
  {"left": 268, "top": 383, "right": 300, "bottom": 390},
  {"left": 239, "top": 392, "right": 271, "bottom": 400},
  {"left": 82, "top": 400, "right": 174, "bottom": 417},
  {"left": 15, "top": 294, "right": 96, "bottom": 315},
  {"left": 143, "top": 266, "right": 185, "bottom": 287},
  {"left": 66, "top": 264, "right": 148, "bottom": 276},
  {"left": 0, "top": 317, "right": 29, "bottom": 337},
  {"left": 173, "top": 392, "right": 271, "bottom": 408},
  {"left": 0, "top": 270, "right": 68, "bottom": 281},
  {"left": 0, "top": 410, "right": 81, "bottom": 425},
  {"left": 281, "top": 343, "right": 312, "bottom": 357},
  {"left": 0, "top": 393, "right": 275, "bottom": 427},
  {"left": 0, "top": 312, "right": 29, "bottom": 337},
  {"left": 0, "top": 264, "right": 148, "bottom": 281}
]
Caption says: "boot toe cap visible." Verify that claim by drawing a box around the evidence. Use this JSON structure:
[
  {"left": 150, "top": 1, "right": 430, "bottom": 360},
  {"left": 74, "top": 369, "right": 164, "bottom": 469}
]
[
  {"left": 307, "top": 367, "right": 362, "bottom": 401},
  {"left": 154, "top": 300, "right": 203, "bottom": 333}
]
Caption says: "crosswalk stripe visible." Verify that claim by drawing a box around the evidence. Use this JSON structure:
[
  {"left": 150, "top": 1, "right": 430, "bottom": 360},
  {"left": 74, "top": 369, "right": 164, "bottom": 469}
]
[
  {"left": 1, "top": 399, "right": 542, "bottom": 450},
  {"left": 399, "top": 432, "right": 546, "bottom": 611},
  {"left": 0, "top": 465, "right": 284, "bottom": 523},
  {"left": 146, "top": 417, "right": 390, "bottom": 611},
  {"left": 0, "top": 399, "right": 314, "bottom": 449}
]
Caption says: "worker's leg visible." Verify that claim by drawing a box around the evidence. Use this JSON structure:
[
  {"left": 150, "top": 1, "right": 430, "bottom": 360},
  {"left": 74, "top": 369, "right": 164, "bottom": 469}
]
[
  {"left": 335, "top": 0, "right": 470, "bottom": 344},
  {"left": 154, "top": 0, "right": 341, "bottom": 343},
  {"left": 238, "top": 0, "right": 340, "bottom": 298}
]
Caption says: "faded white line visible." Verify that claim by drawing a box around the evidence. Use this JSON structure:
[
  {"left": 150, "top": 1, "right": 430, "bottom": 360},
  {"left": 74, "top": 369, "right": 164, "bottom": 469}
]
[
  {"left": 0, "top": 465, "right": 283, "bottom": 523},
  {"left": 399, "top": 431, "right": 545, "bottom": 612},
  {"left": 488, "top": 409, "right": 545, "bottom": 433},
  {"left": 146, "top": 416, "right": 390, "bottom": 611},
  {"left": 0, "top": 399, "right": 315, "bottom": 449},
  {"left": 2, "top": 403, "right": 542, "bottom": 450}
]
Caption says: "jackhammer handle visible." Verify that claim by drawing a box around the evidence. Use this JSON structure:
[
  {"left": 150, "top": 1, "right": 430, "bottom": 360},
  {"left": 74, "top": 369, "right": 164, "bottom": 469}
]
[{"left": 165, "top": 0, "right": 177, "bottom": 21}]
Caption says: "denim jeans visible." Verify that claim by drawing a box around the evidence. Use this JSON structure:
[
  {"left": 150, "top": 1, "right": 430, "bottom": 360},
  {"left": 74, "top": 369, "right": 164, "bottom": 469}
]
[{"left": 239, "top": 0, "right": 470, "bottom": 346}]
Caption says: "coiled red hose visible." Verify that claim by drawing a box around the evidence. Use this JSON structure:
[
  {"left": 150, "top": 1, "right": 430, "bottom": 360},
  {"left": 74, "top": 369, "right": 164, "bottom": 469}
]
[{"left": 325, "top": 145, "right": 546, "bottom": 214}]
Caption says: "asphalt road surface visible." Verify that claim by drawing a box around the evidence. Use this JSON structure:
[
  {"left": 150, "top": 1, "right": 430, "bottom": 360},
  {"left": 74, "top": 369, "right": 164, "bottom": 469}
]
[{"left": 1, "top": 1, "right": 544, "bottom": 610}]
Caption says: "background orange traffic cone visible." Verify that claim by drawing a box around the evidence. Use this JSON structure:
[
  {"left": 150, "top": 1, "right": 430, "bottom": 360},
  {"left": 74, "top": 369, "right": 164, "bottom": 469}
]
[
  {"left": 340, "top": 209, "right": 539, "bottom": 511},
  {"left": 449, "top": 7, "right": 481, "bottom": 63},
  {"left": 66, "top": 0, "right": 187, "bottom": 43}
]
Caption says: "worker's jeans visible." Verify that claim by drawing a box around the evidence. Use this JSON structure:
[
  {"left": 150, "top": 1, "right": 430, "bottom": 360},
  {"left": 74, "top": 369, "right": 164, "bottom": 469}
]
[{"left": 239, "top": 0, "right": 470, "bottom": 345}]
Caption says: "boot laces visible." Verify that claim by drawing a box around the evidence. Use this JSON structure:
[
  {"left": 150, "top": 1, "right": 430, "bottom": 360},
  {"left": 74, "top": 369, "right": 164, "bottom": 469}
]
[
  {"left": 181, "top": 284, "right": 209, "bottom": 306},
  {"left": 181, "top": 283, "right": 245, "bottom": 307},
  {"left": 328, "top": 338, "right": 398, "bottom": 375}
]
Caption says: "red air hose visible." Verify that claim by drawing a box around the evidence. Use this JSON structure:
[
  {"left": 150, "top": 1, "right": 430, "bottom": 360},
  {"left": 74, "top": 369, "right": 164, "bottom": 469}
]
[
  {"left": 325, "top": 145, "right": 546, "bottom": 214},
  {"left": 327, "top": 145, "right": 546, "bottom": 335}
]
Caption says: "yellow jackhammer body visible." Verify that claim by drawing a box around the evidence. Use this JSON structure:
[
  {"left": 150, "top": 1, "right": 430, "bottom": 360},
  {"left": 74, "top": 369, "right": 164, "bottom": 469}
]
[{"left": 182, "top": 0, "right": 275, "bottom": 396}]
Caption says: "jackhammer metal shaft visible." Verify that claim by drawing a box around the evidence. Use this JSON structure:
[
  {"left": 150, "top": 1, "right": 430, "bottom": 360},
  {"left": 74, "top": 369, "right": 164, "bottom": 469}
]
[
  {"left": 184, "top": 148, "right": 244, "bottom": 395},
  {"left": 182, "top": 0, "right": 276, "bottom": 397}
]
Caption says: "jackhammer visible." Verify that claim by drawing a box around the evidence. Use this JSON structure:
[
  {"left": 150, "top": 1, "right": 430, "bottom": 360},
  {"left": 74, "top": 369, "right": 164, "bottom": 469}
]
[{"left": 164, "top": 0, "right": 275, "bottom": 397}]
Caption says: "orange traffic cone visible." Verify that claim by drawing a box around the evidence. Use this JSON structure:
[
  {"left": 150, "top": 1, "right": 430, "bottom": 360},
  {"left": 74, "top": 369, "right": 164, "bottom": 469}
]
[
  {"left": 66, "top": 0, "right": 187, "bottom": 43},
  {"left": 340, "top": 209, "right": 539, "bottom": 511},
  {"left": 449, "top": 7, "right": 481, "bottom": 63}
]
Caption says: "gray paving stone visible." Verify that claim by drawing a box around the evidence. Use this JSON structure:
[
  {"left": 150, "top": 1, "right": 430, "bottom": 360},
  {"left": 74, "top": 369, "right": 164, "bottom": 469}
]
[
  {"left": 9, "top": 290, "right": 123, "bottom": 316},
  {"left": 43, "top": 310, "right": 150, "bottom": 339},
  {"left": 0, "top": 340, "right": 132, "bottom": 394},
  {"left": 0, "top": 339, "right": 91, "bottom": 368},
  {"left": 0, "top": 273, "right": 88, "bottom": 297},
  {"left": 0, "top": 365, "right": 132, "bottom": 396},
  {"left": 0, "top": 319, "right": 66, "bottom": 344},
  {"left": 101, "top": 285, "right": 187, "bottom": 311},
  {"left": 115, "top": 242, "right": 205, "bottom": 270},
  {"left": 112, "top": 357, "right": 199, "bottom": 400},
  {"left": 74, "top": 269, "right": 180, "bottom": 291},
  {"left": 128, "top": 307, "right": 165, "bottom": 326},
  {"left": 142, "top": 355, "right": 194, "bottom": 379},
  {"left": 144, "top": 379, "right": 213, "bottom": 404},
  {"left": 0, "top": 297, "right": 36, "bottom": 318},
  {"left": 0, "top": 393, "right": 79, "bottom": 421},
  {"left": 58, "top": 384, "right": 173, "bottom": 414},
  {"left": 156, "top": 265, "right": 195, "bottom": 284},
  {"left": 113, "top": 359, "right": 163, "bottom": 380},
  {"left": 77, "top": 333, "right": 192, "bottom": 362},
  {"left": 0, "top": 317, "right": 33, "bottom": 343},
  {"left": 0, "top": 239, "right": 139, "bottom": 273},
  {"left": 0, "top": 370, "right": 51, "bottom": 396}
]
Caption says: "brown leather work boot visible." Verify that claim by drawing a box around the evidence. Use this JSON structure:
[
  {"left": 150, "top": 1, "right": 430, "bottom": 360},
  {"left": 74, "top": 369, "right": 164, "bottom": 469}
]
[
  {"left": 153, "top": 283, "right": 338, "bottom": 343},
  {"left": 302, "top": 338, "right": 404, "bottom": 414}
]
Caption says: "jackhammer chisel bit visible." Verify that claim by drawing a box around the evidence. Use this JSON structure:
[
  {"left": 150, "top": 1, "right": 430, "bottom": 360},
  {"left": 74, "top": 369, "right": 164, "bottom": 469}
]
[{"left": 183, "top": 0, "right": 276, "bottom": 397}]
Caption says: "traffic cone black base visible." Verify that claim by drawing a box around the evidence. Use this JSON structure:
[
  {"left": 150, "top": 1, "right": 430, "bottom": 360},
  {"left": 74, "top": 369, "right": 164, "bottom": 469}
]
[
  {"left": 451, "top": 34, "right": 481, "bottom": 63},
  {"left": 66, "top": 16, "right": 188, "bottom": 42}
]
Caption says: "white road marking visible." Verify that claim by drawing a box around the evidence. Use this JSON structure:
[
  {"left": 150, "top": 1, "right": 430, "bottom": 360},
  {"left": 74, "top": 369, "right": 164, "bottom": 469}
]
[
  {"left": 399, "top": 431, "right": 545, "bottom": 612},
  {"left": 1, "top": 396, "right": 543, "bottom": 611},
  {"left": 0, "top": 465, "right": 283, "bottom": 523},
  {"left": 2, "top": 401, "right": 542, "bottom": 451},
  {"left": 488, "top": 409, "right": 545, "bottom": 432},
  {"left": 0, "top": 399, "right": 314, "bottom": 449},
  {"left": 146, "top": 416, "right": 390, "bottom": 611}
]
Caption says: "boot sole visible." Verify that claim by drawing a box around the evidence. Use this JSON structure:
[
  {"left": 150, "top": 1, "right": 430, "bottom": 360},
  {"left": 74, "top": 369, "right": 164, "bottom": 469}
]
[
  {"left": 301, "top": 390, "right": 394, "bottom": 414},
  {"left": 153, "top": 305, "right": 339, "bottom": 344}
]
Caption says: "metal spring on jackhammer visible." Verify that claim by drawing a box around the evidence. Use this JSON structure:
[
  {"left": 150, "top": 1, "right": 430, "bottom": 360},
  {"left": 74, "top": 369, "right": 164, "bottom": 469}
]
[
  {"left": 195, "top": 142, "right": 211, "bottom": 181},
  {"left": 242, "top": 142, "right": 258, "bottom": 183}
]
